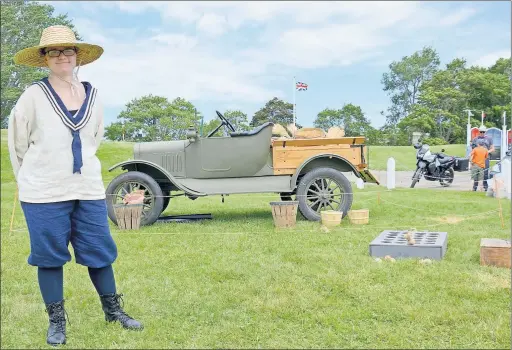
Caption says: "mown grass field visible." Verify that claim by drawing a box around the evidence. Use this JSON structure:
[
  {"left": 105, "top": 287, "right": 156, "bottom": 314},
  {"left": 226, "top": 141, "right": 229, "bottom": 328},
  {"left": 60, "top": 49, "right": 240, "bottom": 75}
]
[
  {"left": 1, "top": 130, "right": 510, "bottom": 349},
  {"left": 367, "top": 144, "right": 468, "bottom": 171}
]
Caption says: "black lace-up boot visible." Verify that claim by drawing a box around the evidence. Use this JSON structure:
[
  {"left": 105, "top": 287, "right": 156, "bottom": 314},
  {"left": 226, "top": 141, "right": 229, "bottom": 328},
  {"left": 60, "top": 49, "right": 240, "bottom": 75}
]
[
  {"left": 45, "top": 300, "right": 68, "bottom": 346},
  {"left": 99, "top": 293, "right": 143, "bottom": 330}
]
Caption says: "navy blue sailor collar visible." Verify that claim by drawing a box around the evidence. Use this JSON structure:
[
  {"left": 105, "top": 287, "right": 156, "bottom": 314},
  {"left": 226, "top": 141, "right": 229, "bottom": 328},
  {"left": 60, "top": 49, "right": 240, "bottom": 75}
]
[{"left": 34, "top": 77, "right": 98, "bottom": 131}]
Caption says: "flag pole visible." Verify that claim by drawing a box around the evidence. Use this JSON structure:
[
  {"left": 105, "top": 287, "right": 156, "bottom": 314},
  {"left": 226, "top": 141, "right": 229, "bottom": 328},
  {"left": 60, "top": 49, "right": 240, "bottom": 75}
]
[{"left": 293, "top": 76, "right": 296, "bottom": 135}]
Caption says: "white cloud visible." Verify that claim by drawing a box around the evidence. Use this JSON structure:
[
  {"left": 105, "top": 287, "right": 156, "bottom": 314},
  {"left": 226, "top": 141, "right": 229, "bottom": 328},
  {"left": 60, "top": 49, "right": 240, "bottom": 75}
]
[
  {"left": 196, "top": 13, "right": 229, "bottom": 37},
  {"left": 149, "top": 34, "right": 198, "bottom": 50},
  {"left": 76, "top": 28, "right": 281, "bottom": 108},
  {"left": 438, "top": 7, "right": 477, "bottom": 26},
  {"left": 101, "top": 1, "right": 422, "bottom": 30},
  {"left": 72, "top": 18, "right": 109, "bottom": 45},
  {"left": 66, "top": 1, "right": 480, "bottom": 111},
  {"left": 270, "top": 24, "right": 393, "bottom": 69},
  {"left": 470, "top": 50, "right": 511, "bottom": 68}
]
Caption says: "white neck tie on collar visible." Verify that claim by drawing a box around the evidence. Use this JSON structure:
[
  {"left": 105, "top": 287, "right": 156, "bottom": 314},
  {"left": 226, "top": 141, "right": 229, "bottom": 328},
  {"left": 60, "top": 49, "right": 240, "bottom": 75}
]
[{"left": 51, "top": 59, "right": 83, "bottom": 99}]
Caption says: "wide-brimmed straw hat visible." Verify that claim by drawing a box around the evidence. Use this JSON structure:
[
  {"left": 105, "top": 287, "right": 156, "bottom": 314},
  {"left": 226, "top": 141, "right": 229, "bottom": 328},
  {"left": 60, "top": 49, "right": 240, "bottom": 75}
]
[{"left": 13, "top": 25, "right": 103, "bottom": 67}]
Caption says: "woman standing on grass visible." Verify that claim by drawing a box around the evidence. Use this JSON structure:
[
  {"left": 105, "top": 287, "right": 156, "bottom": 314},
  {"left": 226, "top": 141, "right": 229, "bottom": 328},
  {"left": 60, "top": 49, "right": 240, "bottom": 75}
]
[{"left": 7, "top": 25, "right": 143, "bottom": 346}]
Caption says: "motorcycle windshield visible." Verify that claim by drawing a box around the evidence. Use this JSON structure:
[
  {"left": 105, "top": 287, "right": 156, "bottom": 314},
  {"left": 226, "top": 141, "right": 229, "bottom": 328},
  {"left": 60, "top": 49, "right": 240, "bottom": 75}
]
[{"left": 418, "top": 144, "right": 430, "bottom": 157}]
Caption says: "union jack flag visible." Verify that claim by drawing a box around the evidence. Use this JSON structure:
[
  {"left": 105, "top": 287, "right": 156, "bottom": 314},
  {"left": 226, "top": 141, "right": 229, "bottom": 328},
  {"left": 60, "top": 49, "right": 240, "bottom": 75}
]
[{"left": 296, "top": 81, "right": 308, "bottom": 91}]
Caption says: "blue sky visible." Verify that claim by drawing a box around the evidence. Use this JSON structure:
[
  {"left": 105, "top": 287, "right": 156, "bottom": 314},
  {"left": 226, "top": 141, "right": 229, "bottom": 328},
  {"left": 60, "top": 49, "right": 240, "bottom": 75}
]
[{"left": 44, "top": 1, "right": 511, "bottom": 129}]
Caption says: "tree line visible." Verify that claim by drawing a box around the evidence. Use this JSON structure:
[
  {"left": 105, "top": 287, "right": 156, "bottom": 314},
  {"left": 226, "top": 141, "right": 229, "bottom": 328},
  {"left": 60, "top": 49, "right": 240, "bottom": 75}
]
[
  {"left": 2, "top": 1, "right": 511, "bottom": 146},
  {"left": 380, "top": 47, "right": 511, "bottom": 145}
]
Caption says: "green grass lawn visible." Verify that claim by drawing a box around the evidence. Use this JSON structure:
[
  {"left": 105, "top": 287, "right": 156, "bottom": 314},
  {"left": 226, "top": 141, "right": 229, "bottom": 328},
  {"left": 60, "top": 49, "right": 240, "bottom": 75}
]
[
  {"left": 367, "top": 144, "right": 469, "bottom": 171},
  {"left": 1, "top": 130, "right": 511, "bottom": 349}
]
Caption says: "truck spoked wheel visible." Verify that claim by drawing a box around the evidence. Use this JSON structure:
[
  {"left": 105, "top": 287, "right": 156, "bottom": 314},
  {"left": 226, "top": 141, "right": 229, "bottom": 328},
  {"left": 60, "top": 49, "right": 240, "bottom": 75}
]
[
  {"left": 162, "top": 190, "right": 171, "bottom": 213},
  {"left": 106, "top": 171, "right": 164, "bottom": 226},
  {"left": 296, "top": 167, "right": 353, "bottom": 221}
]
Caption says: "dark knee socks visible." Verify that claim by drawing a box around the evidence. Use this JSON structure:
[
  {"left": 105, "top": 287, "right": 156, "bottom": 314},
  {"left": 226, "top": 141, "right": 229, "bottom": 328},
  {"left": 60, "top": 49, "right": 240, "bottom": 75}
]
[
  {"left": 37, "top": 265, "right": 116, "bottom": 304},
  {"left": 38, "top": 267, "right": 64, "bottom": 305},
  {"left": 474, "top": 181, "right": 488, "bottom": 190},
  {"left": 88, "top": 265, "right": 116, "bottom": 296}
]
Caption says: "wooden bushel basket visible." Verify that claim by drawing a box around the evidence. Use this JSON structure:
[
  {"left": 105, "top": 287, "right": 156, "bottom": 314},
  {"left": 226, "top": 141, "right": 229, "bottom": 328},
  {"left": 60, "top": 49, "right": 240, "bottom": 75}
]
[
  {"left": 320, "top": 210, "right": 343, "bottom": 227},
  {"left": 114, "top": 204, "right": 143, "bottom": 230},
  {"left": 270, "top": 201, "right": 298, "bottom": 228},
  {"left": 348, "top": 209, "right": 370, "bottom": 225}
]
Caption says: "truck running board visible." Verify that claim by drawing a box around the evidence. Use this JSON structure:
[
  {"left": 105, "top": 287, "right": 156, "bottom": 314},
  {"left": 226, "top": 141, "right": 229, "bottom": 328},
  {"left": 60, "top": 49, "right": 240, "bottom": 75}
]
[{"left": 157, "top": 213, "right": 213, "bottom": 223}]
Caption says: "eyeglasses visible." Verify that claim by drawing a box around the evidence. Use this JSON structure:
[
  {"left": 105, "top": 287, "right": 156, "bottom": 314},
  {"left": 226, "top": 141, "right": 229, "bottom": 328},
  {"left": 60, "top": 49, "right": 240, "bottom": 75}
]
[{"left": 44, "top": 48, "right": 77, "bottom": 57}]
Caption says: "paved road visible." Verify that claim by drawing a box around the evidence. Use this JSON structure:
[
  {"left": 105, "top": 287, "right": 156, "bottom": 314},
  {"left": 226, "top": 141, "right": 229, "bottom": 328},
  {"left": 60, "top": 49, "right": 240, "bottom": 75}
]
[{"left": 346, "top": 170, "right": 473, "bottom": 191}]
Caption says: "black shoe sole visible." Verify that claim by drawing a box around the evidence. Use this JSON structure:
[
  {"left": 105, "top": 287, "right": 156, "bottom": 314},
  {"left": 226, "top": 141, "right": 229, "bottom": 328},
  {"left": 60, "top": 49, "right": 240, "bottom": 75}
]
[
  {"left": 105, "top": 319, "right": 144, "bottom": 331},
  {"left": 47, "top": 340, "right": 66, "bottom": 346}
]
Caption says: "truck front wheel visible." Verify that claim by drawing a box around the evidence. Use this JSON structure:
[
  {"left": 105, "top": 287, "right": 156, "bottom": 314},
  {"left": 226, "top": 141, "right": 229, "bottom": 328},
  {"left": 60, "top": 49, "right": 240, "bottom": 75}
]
[{"left": 105, "top": 171, "right": 164, "bottom": 226}]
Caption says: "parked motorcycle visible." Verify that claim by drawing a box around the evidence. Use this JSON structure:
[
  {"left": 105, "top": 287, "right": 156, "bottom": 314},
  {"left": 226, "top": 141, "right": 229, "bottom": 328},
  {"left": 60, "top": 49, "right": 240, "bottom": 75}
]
[{"left": 410, "top": 143, "right": 456, "bottom": 188}]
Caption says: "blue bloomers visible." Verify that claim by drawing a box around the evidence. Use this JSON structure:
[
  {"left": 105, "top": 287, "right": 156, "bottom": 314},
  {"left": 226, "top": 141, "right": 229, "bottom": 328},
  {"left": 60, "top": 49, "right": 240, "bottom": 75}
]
[{"left": 20, "top": 199, "right": 118, "bottom": 268}]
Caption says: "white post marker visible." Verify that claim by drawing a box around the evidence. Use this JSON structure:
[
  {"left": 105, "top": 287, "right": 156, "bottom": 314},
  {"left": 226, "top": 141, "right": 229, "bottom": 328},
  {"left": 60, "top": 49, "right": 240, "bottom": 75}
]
[
  {"left": 387, "top": 157, "right": 395, "bottom": 190},
  {"left": 501, "top": 158, "right": 511, "bottom": 199},
  {"left": 356, "top": 177, "right": 364, "bottom": 189}
]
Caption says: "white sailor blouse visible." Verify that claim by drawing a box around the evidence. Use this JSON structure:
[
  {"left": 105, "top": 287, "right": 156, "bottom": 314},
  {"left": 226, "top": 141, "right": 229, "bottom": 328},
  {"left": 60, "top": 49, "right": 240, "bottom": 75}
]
[{"left": 7, "top": 78, "right": 107, "bottom": 203}]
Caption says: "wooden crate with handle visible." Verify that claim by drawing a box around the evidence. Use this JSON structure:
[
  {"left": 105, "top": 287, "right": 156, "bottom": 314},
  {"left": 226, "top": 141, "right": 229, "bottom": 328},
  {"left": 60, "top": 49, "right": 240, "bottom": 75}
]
[{"left": 480, "top": 238, "right": 511, "bottom": 269}]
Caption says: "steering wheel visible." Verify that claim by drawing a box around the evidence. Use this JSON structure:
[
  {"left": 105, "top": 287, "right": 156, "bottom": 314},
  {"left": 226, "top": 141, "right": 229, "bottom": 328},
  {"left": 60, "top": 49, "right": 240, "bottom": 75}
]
[{"left": 216, "top": 110, "right": 236, "bottom": 133}]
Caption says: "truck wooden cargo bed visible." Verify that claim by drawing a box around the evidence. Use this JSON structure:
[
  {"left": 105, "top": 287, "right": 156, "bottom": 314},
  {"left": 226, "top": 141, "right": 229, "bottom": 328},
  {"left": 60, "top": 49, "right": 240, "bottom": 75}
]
[{"left": 271, "top": 136, "right": 378, "bottom": 184}]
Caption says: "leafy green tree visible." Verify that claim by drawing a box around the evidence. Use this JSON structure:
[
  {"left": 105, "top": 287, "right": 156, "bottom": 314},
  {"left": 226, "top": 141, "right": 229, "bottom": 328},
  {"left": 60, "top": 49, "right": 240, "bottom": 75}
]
[
  {"left": 314, "top": 104, "right": 374, "bottom": 137},
  {"left": 166, "top": 97, "right": 202, "bottom": 140},
  {"left": 104, "top": 121, "right": 125, "bottom": 142},
  {"left": 201, "top": 119, "right": 222, "bottom": 137},
  {"left": 377, "top": 124, "right": 411, "bottom": 146},
  {"left": 105, "top": 95, "right": 200, "bottom": 141},
  {"left": 224, "top": 110, "right": 251, "bottom": 131},
  {"left": 1, "top": 0, "right": 79, "bottom": 127},
  {"left": 250, "top": 97, "right": 295, "bottom": 127},
  {"left": 381, "top": 46, "right": 440, "bottom": 127},
  {"left": 313, "top": 108, "right": 341, "bottom": 130},
  {"left": 461, "top": 63, "right": 511, "bottom": 128},
  {"left": 399, "top": 59, "right": 467, "bottom": 143},
  {"left": 488, "top": 57, "right": 511, "bottom": 77},
  {"left": 365, "top": 128, "right": 390, "bottom": 146},
  {"left": 202, "top": 109, "right": 251, "bottom": 137},
  {"left": 399, "top": 57, "right": 512, "bottom": 143}
]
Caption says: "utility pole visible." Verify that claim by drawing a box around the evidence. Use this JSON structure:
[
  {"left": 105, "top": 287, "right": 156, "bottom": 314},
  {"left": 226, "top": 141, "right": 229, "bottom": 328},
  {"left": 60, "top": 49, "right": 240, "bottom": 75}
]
[
  {"left": 463, "top": 108, "right": 473, "bottom": 149},
  {"left": 502, "top": 111, "right": 507, "bottom": 159}
]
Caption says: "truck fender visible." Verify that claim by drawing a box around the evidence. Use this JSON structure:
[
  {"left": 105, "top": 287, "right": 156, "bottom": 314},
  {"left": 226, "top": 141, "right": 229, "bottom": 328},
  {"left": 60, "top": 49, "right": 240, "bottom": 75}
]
[
  {"left": 290, "top": 154, "right": 362, "bottom": 188},
  {"left": 108, "top": 160, "right": 206, "bottom": 197}
]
